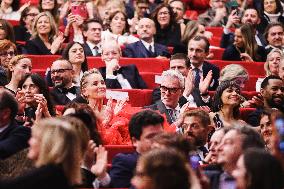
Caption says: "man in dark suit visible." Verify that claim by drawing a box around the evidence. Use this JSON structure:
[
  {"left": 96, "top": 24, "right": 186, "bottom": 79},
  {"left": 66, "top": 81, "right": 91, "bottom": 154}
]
[
  {"left": 152, "top": 53, "right": 211, "bottom": 108},
  {"left": 145, "top": 69, "right": 184, "bottom": 124},
  {"left": 50, "top": 59, "right": 80, "bottom": 105},
  {"left": 188, "top": 36, "right": 220, "bottom": 91},
  {"left": 123, "top": 18, "right": 170, "bottom": 58},
  {"left": 0, "top": 89, "right": 31, "bottom": 159},
  {"left": 109, "top": 110, "right": 164, "bottom": 188},
  {"left": 82, "top": 19, "right": 103, "bottom": 57},
  {"left": 264, "top": 22, "right": 284, "bottom": 54},
  {"left": 99, "top": 41, "right": 147, "bottom": 89}
]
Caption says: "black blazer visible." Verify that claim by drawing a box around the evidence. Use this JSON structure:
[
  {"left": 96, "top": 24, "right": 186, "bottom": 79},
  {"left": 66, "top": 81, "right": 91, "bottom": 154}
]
[
  {"left": 151, "top": 87, "right": 210, "bottom": 107},
  {"left": 50, "top": 86, "right": 81, "bottom": 105},
  {"left": 25, "top": 36, "right": 59, "bottom": 55},
  {"left": 13, "top": 25, "right": 31, "bottom": 42},
  {"left": 202, "top": 61, "right": 220, "bottom": 91},
  {"left": 98, "top": 64, "right": 147, "bottom": 89},
  {"left": 0, "top": 164, "right": 71, "bottom": 189},
  {"left": 0, "top": 120, "right": 31, "bottom": 159},
  {"left": 109, "top": 152, "right": 139, "bottom": 188},
  {"left": 123, "top": 40, "right": 170, "bottom": 58},
  {"left": 83, "top": 43, "right": 101, "bottom": 57},
  {"left": 144, "top": 100, "right": 177, "bottom": 124}
]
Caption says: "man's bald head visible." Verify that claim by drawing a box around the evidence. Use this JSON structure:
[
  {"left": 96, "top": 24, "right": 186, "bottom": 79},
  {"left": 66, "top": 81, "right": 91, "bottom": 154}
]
[{"left": 137, "top": 18, "right": 156, "bottom": 43}]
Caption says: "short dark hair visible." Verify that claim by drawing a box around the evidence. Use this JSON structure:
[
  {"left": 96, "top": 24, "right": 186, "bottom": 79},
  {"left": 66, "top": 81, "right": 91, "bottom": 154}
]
[
  {"left": 183, "top": 109, "right": 210, "bottom": 128},
  {"left": 136, "top": 0, "right": 150, "bottom": 4},
  {"left": 260, "top": 75, "right": 283, "bottom": 89},
  {"left": 129, "top": 110, "right": 164, "bottom": 140},
  {"left": 264, "top": 22, "right": 284, "bottom": 41},
  {"left": 0, "top": 89, "right": 18, "bottom": 119},
  {"left": 190, "top": 35, "right": 210, "bottom": 53},
  {"left": 233, "top": 126, "right": 265, "bottom": 150},
  {"left": 82, "top": 18, "right": 103, "bottom": 32},
  {"left": 169, "top": 0, "right": 186, "bottom": 12},
  {"left": 170, "top": 53, "right": 190, "bottom": 68}
]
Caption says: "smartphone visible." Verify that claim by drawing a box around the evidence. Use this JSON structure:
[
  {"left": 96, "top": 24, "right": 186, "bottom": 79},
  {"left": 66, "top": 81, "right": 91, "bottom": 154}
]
[
  {"left": 275, "top": 118, "right": 284, "bottom": 152},
  {"left": 190, "top": 155, "right": 200, "bottom": 171},
  {"left": 71, "top": 5, "right": 88, "bottom": 20}
]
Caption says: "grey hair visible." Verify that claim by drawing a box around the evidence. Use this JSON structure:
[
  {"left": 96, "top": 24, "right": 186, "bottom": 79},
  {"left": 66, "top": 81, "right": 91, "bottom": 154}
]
[
  {"left": 264, "top": 48, "right": 284, "bottom": 76},
  {"left": 219, "top": 64, "right": 249, "bottom": 83},
  {"left": 161, "top": 69, "right": 185, "bottom": 88}
]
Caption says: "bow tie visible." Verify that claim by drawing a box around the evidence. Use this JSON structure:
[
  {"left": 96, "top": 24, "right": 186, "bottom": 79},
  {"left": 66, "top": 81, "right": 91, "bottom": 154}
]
[
  {"left": 113, "top": 69, "right": 122, "bottom": 76},
  {"left": 61, "top": 86, "right": 77, "bottom": 94}
]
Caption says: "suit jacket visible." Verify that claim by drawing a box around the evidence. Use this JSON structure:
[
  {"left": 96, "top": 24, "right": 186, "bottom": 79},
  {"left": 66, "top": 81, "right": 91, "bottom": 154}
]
[
  {"left": 50, "top": 86, "right": 81, "bottom": 105},
  {"left": 123, "top": 40, "right": 170, "bottom": 58},
  {"left": 151, "top": 87, "right": 210, "bottom": 107},
  {"left": 83, "top": 43, "right": 101, "bottom": 57},
  {"left": 144, "top": 100, "right": 177, "bottom": 124},
  {"left": 25, "top": 36, "right": 53, "bottom": 55},
  {"left": 109, "top": 152, "right": 139, "bottom": 188},
  {"left": 13, "top": 25, "right": 31, "bottom": 42},
  {"left": 202, "top": 61, "right": 220, "bottom": 91},
  {"left": 98, "top": 64, "right": 147, "bottom": 89},
  {"left": 0, "top": 164, "right": 71, "bottom": 189},
  {"left": 0, "top": 120, "right": 31, "bottom": 159}
]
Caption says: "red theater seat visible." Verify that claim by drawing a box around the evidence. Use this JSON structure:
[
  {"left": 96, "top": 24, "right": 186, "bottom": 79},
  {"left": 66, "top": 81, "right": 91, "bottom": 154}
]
[
  {"left": 28, "top": 55, "right": 60, "bottom": 69},
  {"left": 240, "top": 108, "right": 256, "bottom": 123},
  {"left": 140, "top": 72, "right": 160, "bottom": 89},
  {"left": 105, "top": 145, "right": 135, "bottom": 164},
  {"left": 7, "top": 20, "right": 19, "bottom": 26},
  {"left": 210, "top": 48, "right": 225, "bottom": 60},
  {"left": 206, "top": 27, "right": 235, "bottom": 38},
  {"left": 209, "top": 36, "right": 221, "bottom": 47},
  {"left": 185, "top": 10, "right": 198, "bottom": 20}
]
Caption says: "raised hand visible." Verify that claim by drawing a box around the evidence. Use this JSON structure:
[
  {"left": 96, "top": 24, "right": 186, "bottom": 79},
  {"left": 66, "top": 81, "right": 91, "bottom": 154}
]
[
  {"left": 91, "top": 145, "right": 108, "bottom": 179},
  {"left": 102, "top": 98, "right": 114, "bottom": 127},
  {"left": 183, "top": 70, "right": 194, "bottom": 97},
  {"left": 240, "top": 53, "right": 253, "bottom": 62},
  {"left": 114, "top": 99, "right": 127, "bottom": 116},
  {"left": 50, "top": 32, "right": 65, "bottom": 54},
  {"left": 18, "top": 1, "right": 31, "bottom": 13},
  {"left": 84, "top": 140, "right": 97, "bottom": 169},
  {"left": 105, "top": 59, "right": 120, "bottom": 75},
  {"left": 226, "top": 9, "right": 240, "bottom": 28},
  {"left": 15, "top": 88, "right": 26, "bottom": 114},
  {"left": 34, "top": 94, "right": 51, "bottom": 118},
  {"left": 199, "top": 70, "right": 212, "bottom": 94}
]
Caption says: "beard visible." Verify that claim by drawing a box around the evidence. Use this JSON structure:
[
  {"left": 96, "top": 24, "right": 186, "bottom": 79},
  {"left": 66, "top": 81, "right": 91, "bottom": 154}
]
[{"left": 267, "top": 96, "right": 284, "bottom": 111}]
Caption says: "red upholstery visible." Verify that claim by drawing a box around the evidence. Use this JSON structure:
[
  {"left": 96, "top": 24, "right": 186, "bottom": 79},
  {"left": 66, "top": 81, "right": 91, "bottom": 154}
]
[
  {"left": 210, "top": 60, "right": 266, "bottom": 76},
  {"left": 7, "top": 20, "right": 19, "bottom": 26},
  {"left": 240, "top": 108, "right": 256, "bottom": 123},
  {"left": 185, "top": 10, "right": 198, "bottom": 20},
  {"left": 209, "top": 36, "right": 221, "bottom": 47},
  {"left": 206, "top": 27, "right": 235, "bottom": 38},
  {"left": 140, "top": 72, "right": 160, "bottom": 89},
  {"left": 167, "top": 46, "right": 174, "bottom": 54},
  {"left": 27, "top": 55, "right": 60, "bottom": 69},
  {"left": 105, "top": 145, "right": 135, "bottom": 164},
  {"left": 210, "top": 48, "right": 224, "bottom": 60},
  {"left": 20, "top": 0, "right": 38, "bottom": 6},
  {"left": 32, "top": 69, "right": 46, "bottom": 78}
]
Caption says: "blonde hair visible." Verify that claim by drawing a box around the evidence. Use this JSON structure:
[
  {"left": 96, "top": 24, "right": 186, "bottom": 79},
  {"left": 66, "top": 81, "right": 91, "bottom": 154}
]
[
  {"left": 264, "top": 48, "right": 283, "bottom": 76},
  {"left": 219, "top": 64, "right": 249, "bottom": 82},
  {"left": 33, "top": 118, "right": 82, "bottom": 185},
  {"left": 181, "top": 20, "right": 200, "bottom": 44},
  {"left": 8, "top": 55, "right": 31, "bottom": 80},
  {"left": 31, "top": 12, "right": 58, "bottom": 42},
  {"left": 80, "top": 68, "right": 102, "bottom": 98}
]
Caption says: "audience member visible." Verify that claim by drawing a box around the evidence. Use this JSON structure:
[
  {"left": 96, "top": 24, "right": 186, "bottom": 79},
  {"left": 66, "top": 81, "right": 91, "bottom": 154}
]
[
  {"left": 232, "top": 148, "right": 284, "bottom": 189},
  {"left": 248, "top": 75, "right": 284, "bottom": 126},
  {"left": 198, "top": 0, "right": 228, "bottom": 27},
  {"left": 0, "top": 88, "right": 31, "bottom": 159},
  {"left": 222, "top": 24, "right": 267, "bottom": 62},
  {"left": 264, "top": 22, "right": 284, "bottom": 53},
  {"left": 187, "top": 36, "right": 220, "bottom": 90},
  {"left": 210, "top": 81, "right": 247, "bottom": 129},
  {"left": 82, "top": 19, "right": 103, "bottom": 57},
  {"left": 17, "top": 73, "right": 55, "bottom": 126},
  {"left": 39, "top": 0, "right": 59, "bottom": 23},
  {"left": 49, "top": 59, "right": 81, "bottom": 105},
  {"left": 0, "top": 0, "right": 21, "bottom": 20},
  {"left": 181, "top": 109, "right": 212, "bottom": 162},
  {"left": 145, "top": 69, "right": 184, "bottom": 124},
  {"left": 109, "top": 109, "right": 164, "bottom": 188},
  {"left": 0, "top": 39, "right": 17, "bottom": 74},
  {"left": 279, "top": 57, "right": 284, "bottom": 80},
  {"left": 25, "top": 12, "right": 64, "bottom": 55},
  {"left": 169, "top": 0, "right": 188, "bottom": 25},
  {"left": 206, "top": 126, "right": 265, "bottom": 189},
  {"left": 5, "top": 55, "right": 32, "bottom": 95},
  {"left": 102, "top": 10, "right": 139, "bottom": 46},
  {"left": 0, "top": 19, "right": 15, "bottom": 43},
  {"left": 0, "top": 117, "right": 83, "bottom": 188},
  {"left": 13, "top": 6, "right": 39, "bottom": 42},
  {"left": 151, "top": 4, "right": 183, "bottom": 47},
  {"left": 123, "top": 18, "right": 170, "bottom": 58},
  {"left": 99, "top": 41, "right": 147, "bottom": 89}
]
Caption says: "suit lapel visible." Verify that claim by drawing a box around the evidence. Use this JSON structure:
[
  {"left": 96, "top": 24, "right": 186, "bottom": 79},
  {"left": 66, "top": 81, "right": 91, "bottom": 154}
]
[
  {"left": 138, "top": 41, "right": 151, "bottom": 58},
  {"left": 0, "top": 122, "right": 15, "bottom": 140},
  {"left": 156, "top": 100, "right": 173, "bottom": 124}
]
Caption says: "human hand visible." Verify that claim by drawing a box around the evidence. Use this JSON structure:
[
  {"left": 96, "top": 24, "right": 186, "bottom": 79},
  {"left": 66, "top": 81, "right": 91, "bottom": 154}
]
[
  {"left": 226, "top": 10, "right": 240, "bottom": 28},
  {"left": 114, "top": 99, "right": 127, "bottom": 116},
  {"left": 204, "top": 31, "right": 213, "bottom": 40},
  {"left": 84, "top": 140, "right": 96, "bottom": 169},
  {"left": 102, "top": 98, "right": 114, "bottom": 126},
  {"left": 199, "top": 70, "right": 212, "bottom": 94},
  {"left": 34, "top": 94, "right": 51, "bottom": 117},
  {"left": 245, "top": 94, "right": 264, "bottom": 108},
  {"left": 240, "top": 53, "right": 253, "bottom": 62},
  {"left": 18, "top": 1, "right": 30, "bottom": 13},
  {"left": 50, "top": 32, "right": 65, "bottom": 54},
  {"left": 15, "top": 88, "right": 26, "bottom": 114},
  {"left": 91, "top": 145, "right": 108, "bottom": 179},
  {"left": 60, "top": 1, "right": 71, "bottom": 20},
  {"left": 105, "top": 59, "right": 120, "bottom": 75},
  {"left": 183, "top": 70, "right": 194, "bottom": 97}
]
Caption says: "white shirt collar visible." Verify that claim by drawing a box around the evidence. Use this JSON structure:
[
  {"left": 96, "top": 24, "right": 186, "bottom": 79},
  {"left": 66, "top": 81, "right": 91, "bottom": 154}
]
[
  {"left": 191, "top": 63, "right": 203, "bottom": 71},
  {"left": 141, "top": 39, "right": 155, "bottom": 51},
  {"left": 165, "top": 104, "right": 180, "bottom": 111},
  {"left": 86, "top": 41, "right": 101, "bottom": 52}
]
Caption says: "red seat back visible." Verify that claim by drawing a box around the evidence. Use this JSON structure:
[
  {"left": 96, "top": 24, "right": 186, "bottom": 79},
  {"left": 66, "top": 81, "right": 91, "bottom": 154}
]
[
  {"left": 105, "top": 145, "right": 135, "bottom": 164},
  {"left": 210, "top": 48, "right": 224, "bottom": 60}
]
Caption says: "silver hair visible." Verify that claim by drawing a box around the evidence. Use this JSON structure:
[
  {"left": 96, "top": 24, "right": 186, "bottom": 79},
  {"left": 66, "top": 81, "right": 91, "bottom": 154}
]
[{"left": 161, "top": 69, "right": 185, "bottom": 88}]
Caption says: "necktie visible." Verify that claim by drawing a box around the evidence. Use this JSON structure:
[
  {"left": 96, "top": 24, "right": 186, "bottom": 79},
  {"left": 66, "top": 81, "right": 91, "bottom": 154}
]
[
  {"left": 198, "top": 146, "right": 209, "bottom": 158},
  {"left": 93, "top": 46, "right": 99, "bottom": 56},
  {"left": 148, "top": 45, "right": 155, "bottom": 57},
  {"left": 61, "top": 86, "right": 77, "bottom": 94},
  {"left": 194, "top": 68, "right": 200, "bottom": 87},
  {"left": 167, "top": 109, "right": 177, "bottom": 122}
]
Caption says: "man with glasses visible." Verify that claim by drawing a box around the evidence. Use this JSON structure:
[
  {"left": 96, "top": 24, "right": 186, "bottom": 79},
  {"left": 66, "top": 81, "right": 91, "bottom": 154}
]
[
  {"left": 50, "top": 59, "right": 80, "bottom": 105},
  {"left": 198, "top": 0, "right": 228, "bottom": 27},
  {"left": 145, "top": 69, "right": 184, "bottom": 124}
]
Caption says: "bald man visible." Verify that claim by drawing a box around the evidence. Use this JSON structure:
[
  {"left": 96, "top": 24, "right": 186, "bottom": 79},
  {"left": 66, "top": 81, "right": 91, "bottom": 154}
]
[
  {"left": 98, "top": 41, "right": 147, "bottom": 89},
  {"left": 123, "top": 18, "right": 170, "bottom": 58}
]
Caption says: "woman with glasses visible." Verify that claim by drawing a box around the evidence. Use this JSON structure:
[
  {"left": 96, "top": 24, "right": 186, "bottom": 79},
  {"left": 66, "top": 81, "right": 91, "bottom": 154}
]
[
  {"left": 39, "top": 0, "right": 59, "bottom": 23},
  {"left": 13, "top": 6, "right": 39, "bottom": 42},
  {"left": 151, "top": 4, "right": 183, "bottom": 47},
  {"left": 5, "top": 55, "right": 32, "bottom": 95},
  {"left": 0, "top": 39, "right": 17, "bottom": 73}
]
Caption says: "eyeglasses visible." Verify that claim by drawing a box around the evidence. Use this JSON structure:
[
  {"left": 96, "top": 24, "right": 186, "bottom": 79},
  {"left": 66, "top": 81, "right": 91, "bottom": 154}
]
[
  {"left": 51, "top": 68, "right": 72, "bottom": 74},
  {"left": 0, "top": 51, "right": 15, "bottom": 57},
  {"left": 158, "top": 11, "right": 170, "bottom": 16},
  {"left": 160, "top": 85, "right": 181, "bottom": 94}
]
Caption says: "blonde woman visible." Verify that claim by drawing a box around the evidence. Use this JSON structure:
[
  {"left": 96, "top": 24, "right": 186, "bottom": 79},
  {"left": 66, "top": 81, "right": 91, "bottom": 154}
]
[
  {"left": 25, "top": 12, "right": 64, "bottom": 55},
  {"left": 0, "top": 118, "right": 83, "bottom": 188},
  {"left": 5, "top": 55, "right": 32, "bottom": 94}
]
